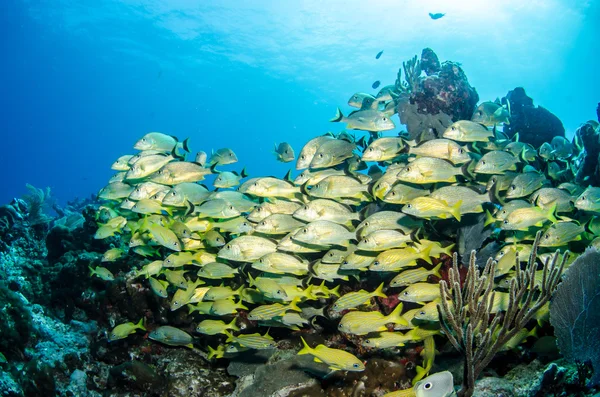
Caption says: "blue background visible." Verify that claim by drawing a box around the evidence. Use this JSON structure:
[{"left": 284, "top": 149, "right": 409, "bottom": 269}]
[{"left": 1, "top": 0, "right": 599, "bottom": 205}]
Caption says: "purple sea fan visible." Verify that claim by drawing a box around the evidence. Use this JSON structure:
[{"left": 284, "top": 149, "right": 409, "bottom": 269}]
[{"left": 550, "top": 248, "right": 600, "bottom": 386}]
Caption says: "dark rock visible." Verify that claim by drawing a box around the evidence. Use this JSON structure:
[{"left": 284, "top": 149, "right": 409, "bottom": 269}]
[
  {"left": 421, "top": 48, "right": 441, "bottom": 76},
  {"left": 573, "top": 121, "right": 600, "bottom": 185},
  {"left": 502, "top": 87, "right": 565, "bottom": 148},
  {"left": 19, "top": 360, "right": 57, "bottom": 397},
  {"left": 164, "top": 352, "right": 235, "bottom": 397},
  {"left": 0, "top": 282, "right": 33, "bottom": 361},
  {"left": 108, "top": 360, "right": 164, "bottom": 395}
]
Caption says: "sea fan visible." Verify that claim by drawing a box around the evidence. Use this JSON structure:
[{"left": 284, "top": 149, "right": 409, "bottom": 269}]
[{"left": 550, "top": 248, "right": 600, "bottom": 386}]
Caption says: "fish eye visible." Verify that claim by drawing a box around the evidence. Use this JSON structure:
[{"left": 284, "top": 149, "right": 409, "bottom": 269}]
[
  {"left": 171, "top": 192, "right": 176, "bottom": 196},
  {"left": 173, "top": 242, "right": 179, "bottom": 246},
  {"left": 403, "top": 291, "right": 409, "bottom": 295},
  {"left": 503, "top": 220, "right": 509, "bottom": 224},
  {"left": 509, "top": 185, "right": 516, "bottom": 190},
  {"left": 276, "top": 290, "right": 282, "bottom": 294},
  {"left": 373, "top": 261, "right": 380, "bottom": 266},
  {"left": 581, "top": 196, "right": 586, "bottom": 200},
  {"left": 406, "top": 204, "right": 412, "bottom": 208},
  {"left": 458, "top": 148, "right": 463, "bottom": 154},
  {"left": 365, "top": 339, "right": 370, "bottom": 344},
  {"left": 338, "top": 324, "right": 343, "bottom": 329},
  {"left": 174, "top": 301, "right": 180, "bottom": 307},
  {"left": 303, "top": 228, "right": 308, "bottom": 233},
  {"left": 229, "top": 205, "right": 235, "bottom": 210},
  {"left": 419, "top": 311, "right": 425, "bottom": 315},
  {"left": 229, "top": 153, "right": 234, "bottom": 157},
  {"left": 481, "top": 161, "right": 486, "bottom": 165},
  {"left": 343, "top": 260, "right": 349, "bottom": 265},
  {"left": 352, "top": 363, "right": 360, "bottom": 368},
  {"left": 451, "top": 126, "right": 456, "bottom": 131},
  {"left": 318, "top": 154, "right": 323, "bottom": 158},
  {"left": 406, "top": 167, "right": 411, "bottom": 172},
  {"left": 368, "top": 147, "right": 374, "bottom": 151},
  {"left": 424, "top": 382, "right": 433, "bottom": 390},
  {"left": 142, "top": 138, "right": 146, "bottom": 141}
]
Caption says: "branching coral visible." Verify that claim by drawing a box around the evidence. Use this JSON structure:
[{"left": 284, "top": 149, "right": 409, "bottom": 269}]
[{"left": 437, "top": 232, "right": 565, "bottom": 397}]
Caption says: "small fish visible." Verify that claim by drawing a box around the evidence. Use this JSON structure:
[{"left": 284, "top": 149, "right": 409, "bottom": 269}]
[
  {"left": 203, "top": 285, "right": 244, "bottom": 301},
  {"left": 310, "top": 139, "right": 356, "bottom": 169},
  {"left": 148, "top": 277, "right": 169, "bottom": 298},
  {"left": 89, "top": 266, "right": 115, "bottom": 281},
  {"left": 414, "top": 371, "right": 456, "bottom": 397},
  {"left": 209, "top": 148, "right": 238, "bottom": 166},
  {"left": 149, "top": 325, "right": 194, "bottom": 348},
  {"left": 98, "top": 182, "right": 134, "bottom": 200},
  {"left": 332, "top": 283, "right": 386, "bottom": 312},
  {"left": 308, "top": 175, "right": 371, "bottom": 202},
  {"left": 196, "top": 199, "right": 240, "bottom": 219},
  {"left": 357, "top": 229, "right": 415, "bottom": 251},
  {"left": 408, "top": 139, "right": 471, "bottom": 165},
  {"left": 170, "top": 279, "right": 205, "bottom": 311},
  {"left": 399, "top": 283, "right": 441, "bottom": 304},
  {"left": 539, "top": 221, "right": 584, "bottom": 246},
  {"left": 362, "top": 331, "right": 413, "bottom": 349},
  {"left": 218, "top": 235, "right": 278, "bottom": 262},
  {"left": 474, "top": 150, "right": 518, "bottom": 174},
  {"left": 362, "top": 137, "right": 405, "bottom": 162},
  {"left": 390, "top": 263, "right": 442, "bottom": 287},
  {"left": 372, "top": 80, "right": 381, "bottom": 89},
  {"left": 134, "top": 132, "right": 189, "bottom": 153},
  {"left": 575, "top": 187, "right": 600, "bottom": 212},
  {"left": 162, "top": 269, "right": 188, "bottom": 289},
  {"left": 298, "top": 336, "right": 365, "bottom": 371},
  {"left": 293, "top": 220, "right": 356, "bottom": 247},
  {"left": 376, "top": 85, "right": 397, "bottom": 101},
  {"left": 471, "top": 101, "right": 510, "bottom": 126},
  {"left": 402, "top": 197, "right": 462, "bottom": 221},
  {"left": 429, "top": 12, "right": 445, "bottom": 20},
  {"left": 102, "top": 248, "right": 125, "bottom": 262},
  {"left": 537, "top": 143, "right": 554, "bottom": 162},
  {"left": 196, "top": 262, "right": 238, "bottom": 279},
  {"left": 274, "top": 142, "right": 295, "bottom": 163},
  {"left": 396, "top": 157, "right": 466, "bottom": 184},
  {"left": 348, "top": 93, "right": 378, "bottom": 109},
  {"left": 293, "top": 199, "right": 360, "bottom": 226},
  {"left": 225, "top": 331, "right": 277, "bottom": 350},
  {"left": 376, "top": 50, "right": 384, "bottom": 59},
  {"left": 330, "top": 108, "right": 395, "bottom": 132},
  {"left": 108, "top": 318, "right": 146, "bottom": 342},
  {"left": 213, "top": 168, "right": 248, "bottom": 188},
  {"left": 210, "top": 298, "right": 248, "bottom": 316},
  {"left": 501, "top": 203, "right": 557, "bottom": 231},
  {"left": 550, "top": 136, "right": 573, "bottom": 160},
  {"left": 506, "top": 172, "right": 550, "bottom": 199},
  {"left": 296, "top": 135, "right": 335, "bottom": 170},
  {"left": 443, "top": 120, "right": 493, "bottom": 142},
  {"left": 239, "top": 177, "right": 301, "bottom": 201},
  {"left": 252, "top": 252, "right": 309, "bottom": 276},
  {"left": 248, "top": 300, "right": 301, "bottom": 321},
  {"left": 383, "top": 182, "right": 429, "bottom": 205},
  {"left": 111, "top": 155, "right": 134, "bottom": 171},
  {"left": 530, "top": 188, "right": 573, "bottom": 213},
  {"left": 195, "top": 151, "right": 207, "bottom": 166},
  {"left": 339, "top": 303, "right": 407, "bottom": 335},
  {"left": 195, "top": 318, "right": 239, "bottom": 336}
]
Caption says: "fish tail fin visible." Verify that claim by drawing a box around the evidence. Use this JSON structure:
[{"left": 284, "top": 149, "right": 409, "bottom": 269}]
[
  {"left": 412, "top": 365, "right": 430, "bottom": 385},
  {"left": 329, "top": 284, "right": 341, "bottom": 297},
  {"left": 484, "top": 209, "right": 497, "bottom": 227},
  {"left": 546, "top": 201, "right": 558, "bottom": 223},
  {"left": 181, "top": 137, "right": 190, "bottom": 152},
  {"left": 432, "top": 262, "right": 443, "bottom": 278},
  {"left": 184, "top": 200, "right": 195, "bottom": 216},
  {"left": 240, "top": 167, "right": 248, "bottom": 179},
  {"left": 373, "top": 282, "right": 387, "bottom": 299},
  {"left": 136, "top": 317, "right": 146, "bottom": 331},
  {"left": 487, "top": 179, "right": 503, "bottom": 205},
  {"left": 237, "top": 298, "right": 248, "bottom": 311},
  {"left": 228, "top": 318, "right": 239, "bottom": 332},
  {"left": 460, "top": 161, "right": 475, "bottom": 180},
  {"left": 298, "top": 336, "right": 312, "bottom": 355},
  {"left": 288, "top": 297, "right": 302, "bottom": 312},
  {"left": 450, "top": 200, "right": 462, "bottom": 221},
  {"left": 388, "top": 302, "right": 408, "bottom": 326},
  {"left": 88, "top": 266, "right": 96, "bottom": 277},
  {"left": 224, "top": 330, "right": 234, "bottom": 343},
  {"left": 248, "top": 273, "right": 256, "bottom": 288},
  {"left": 528, "top": 326, "right": 538, "bottom": 339},
  {"left": 207, "top": 345, "right": 219, "bottom": 360},
  {"left": 420, "top": 243, "right": 433, "bottom": 265},
  {"left": 329, "top": 107, "right": 344, "bottom": 123}
]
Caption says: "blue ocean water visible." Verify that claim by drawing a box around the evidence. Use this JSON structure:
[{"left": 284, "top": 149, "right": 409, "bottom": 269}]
[{"left": 1, "top": 0, "right": 599, "bottom": 206}]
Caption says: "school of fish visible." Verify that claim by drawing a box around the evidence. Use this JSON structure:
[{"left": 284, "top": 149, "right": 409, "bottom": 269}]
[{"left": 93, "top": 81, "right": 600, "bottom": 394}]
